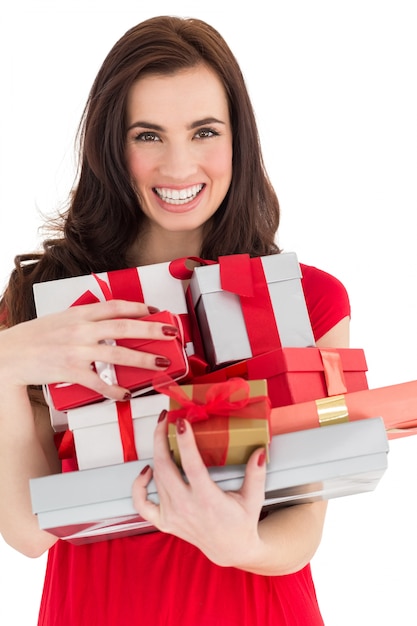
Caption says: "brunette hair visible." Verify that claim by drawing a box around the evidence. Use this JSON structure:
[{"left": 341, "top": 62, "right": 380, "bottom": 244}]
[{"left": 1, "top": 15, "right": 280, "bottom": 328}]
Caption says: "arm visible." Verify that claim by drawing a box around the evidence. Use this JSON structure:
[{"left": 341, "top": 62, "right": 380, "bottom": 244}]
[
  {"left": 133, "top": 316, "right": 350, "bottom": 575},
  {"left": 0, "top": 388, "right": 60, "bottom": 557},
  {"left": 0, "top": 300, "right": 181, "bottom": 557}
]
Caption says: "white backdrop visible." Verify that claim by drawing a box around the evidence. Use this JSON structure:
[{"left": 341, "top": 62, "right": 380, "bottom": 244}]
[{"left": 1, "top": 1, "right": 416, "bottom": 624}]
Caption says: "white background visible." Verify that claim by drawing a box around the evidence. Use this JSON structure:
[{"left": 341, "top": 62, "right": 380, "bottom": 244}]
[{"left": 1, "top": 1, "right": 416, "bottom": 624}]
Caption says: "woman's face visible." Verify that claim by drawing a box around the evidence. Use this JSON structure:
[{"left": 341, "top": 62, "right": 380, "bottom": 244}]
[{"left": 125, "top": 64, "right": 233, "bottom": 244}]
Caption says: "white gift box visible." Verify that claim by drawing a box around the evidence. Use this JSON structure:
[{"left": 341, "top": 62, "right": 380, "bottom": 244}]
[
  {"left": 33, "top": 261, "right": 190, "bottom": 332},
  {"left": 30, "top": 417, "right": 388, "bottom": 544},
  {"left": 68, "top": 394, "right": 169, "bottom": 470},
  {"left": 188, "top": 252, "right": 315, "bottom": 369}
]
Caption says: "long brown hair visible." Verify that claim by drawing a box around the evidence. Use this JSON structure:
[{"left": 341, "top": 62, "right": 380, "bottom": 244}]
[{"left": 1, "top": 15, "right": 280, "bottom": 328}]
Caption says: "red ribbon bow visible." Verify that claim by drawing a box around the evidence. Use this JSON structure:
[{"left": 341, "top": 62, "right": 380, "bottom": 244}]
[{"left": 154, "top": 375, "right": 269, "bottom": 424}]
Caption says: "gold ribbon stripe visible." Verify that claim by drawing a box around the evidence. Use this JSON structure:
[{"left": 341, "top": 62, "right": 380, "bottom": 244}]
[{"left": 316, "top": 395, "right": 349, "bottom": 426}]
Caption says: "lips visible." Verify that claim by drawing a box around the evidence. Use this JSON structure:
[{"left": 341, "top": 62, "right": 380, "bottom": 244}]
[{"left": 153, "top": 184, "right": 204, "bottom": 205}]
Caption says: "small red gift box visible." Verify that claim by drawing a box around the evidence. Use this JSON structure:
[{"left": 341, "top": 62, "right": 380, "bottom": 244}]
[
  {"left": 47, "top": 310, "right": 189, "bottom": 411},
  {"left": 155, "top": 378, "right": 271, "bottom": 467},
  {"left": 191, "top": 347, "right": 368, "bottom": 408}
]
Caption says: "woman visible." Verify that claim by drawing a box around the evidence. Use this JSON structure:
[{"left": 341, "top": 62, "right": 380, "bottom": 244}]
[{"left": 0, "top": 16, "right": 350, "bottom": 625}]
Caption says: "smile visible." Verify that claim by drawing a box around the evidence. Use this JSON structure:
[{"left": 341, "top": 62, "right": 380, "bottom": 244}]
[{"left": 154, "top": 184, "right": 204, "bottom": 205}]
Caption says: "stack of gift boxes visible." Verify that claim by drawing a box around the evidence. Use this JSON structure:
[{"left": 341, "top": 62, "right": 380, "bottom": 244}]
[{"left": 29, "top": 252, "right": 390, "bottom": 544}]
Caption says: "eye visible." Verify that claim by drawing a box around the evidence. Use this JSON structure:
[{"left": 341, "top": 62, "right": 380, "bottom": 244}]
[
  {"left": 134, "top": 131, "right": 161, "bottom": 142},
  {"left": 194, "top": 127, "right": 220, "bottom": 139}
]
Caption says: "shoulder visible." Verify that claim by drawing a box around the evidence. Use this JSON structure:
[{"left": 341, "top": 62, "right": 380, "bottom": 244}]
[{"left": 299, "top": 262, "right": 351, "bottom": 341}]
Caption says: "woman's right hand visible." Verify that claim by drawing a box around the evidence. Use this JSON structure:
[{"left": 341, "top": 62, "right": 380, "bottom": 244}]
[{"left": 0, "top": 300, "right": 179, "bottom": 401}]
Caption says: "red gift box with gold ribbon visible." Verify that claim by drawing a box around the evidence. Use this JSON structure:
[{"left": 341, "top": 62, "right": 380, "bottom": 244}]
[
  {"left": 156, "top": 377, "right": 271, "bottom": 467},
  {"left": 269, "top": 379, "right": 417, "bottom": 440}
]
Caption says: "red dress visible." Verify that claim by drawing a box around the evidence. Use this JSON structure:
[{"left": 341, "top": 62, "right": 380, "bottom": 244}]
[{"left": 38, "top": 264, "right": 350, "bottom": 626}]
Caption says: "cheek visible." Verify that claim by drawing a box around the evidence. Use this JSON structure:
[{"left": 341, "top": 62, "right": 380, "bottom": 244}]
[
  {"left": 206, "top": 146, "right": 233, "bottom": 181},
  {"left": 126, "top": 150, "right": 151, "bottom": 186}
]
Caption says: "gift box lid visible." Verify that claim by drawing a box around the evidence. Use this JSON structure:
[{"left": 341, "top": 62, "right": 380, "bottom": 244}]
[
  {"left": 67, "top": 392, "right": 169, "bottom": 431},
  {"left": 33, "top": 262, "right": 188, "bottom": 316},
  {"left": 246, "top": 347, "right": 368, "bottom": 377},
  {"left": 189, "top": 252, "right": 302, "bottom": 300},
  {"left": 210, "top": 416, "right": 388, "bottom": 484},
  {"left": 30, "top": 459, "right": 153, "bottom": 512}
]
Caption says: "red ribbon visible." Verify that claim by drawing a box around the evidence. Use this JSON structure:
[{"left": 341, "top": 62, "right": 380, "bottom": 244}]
[
  {"left": 73, "top": 268, "right": 195, "bottom": 462},
  {"left": 168, "top": 256, "right": 216, "bottom": 281},
  {"left": 55, "top": 430, "right": 79, "bottom": 473},
  {"left": 116, "top": 401, "right": 138, "bottom": 462},
  {"left": 319, "top": 349, "right": 348, "bottom": 396},
  {"left": 170, "top": 255, "right": 281, "bottom": 363},
  {"left": 70, "top": 272, "right": 145, "bottom": 462},
  {"left": 154, "top": 375, "right": 271, "bottom": 466},
  {"left": 218, "top": 255, "right": 282, "bottom": 356},
  {"left": 107, "top": 267, "right": 144, "bottom": 302}
]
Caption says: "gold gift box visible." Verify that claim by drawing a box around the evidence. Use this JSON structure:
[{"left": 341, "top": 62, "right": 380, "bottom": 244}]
[{"left": 167, "top": 379, "right": 271, "bottom": 467}]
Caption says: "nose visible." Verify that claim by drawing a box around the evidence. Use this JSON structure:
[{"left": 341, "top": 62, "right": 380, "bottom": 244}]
[{"left": 158, "top": 141, "right": 198, "bottom": 180}]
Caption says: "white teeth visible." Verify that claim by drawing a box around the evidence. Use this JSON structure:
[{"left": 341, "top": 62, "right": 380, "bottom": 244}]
[{"left": 154, "top": 184, "right": 203, "bottom": 205}]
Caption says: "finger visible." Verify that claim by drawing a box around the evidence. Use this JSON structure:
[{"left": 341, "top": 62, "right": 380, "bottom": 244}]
[
  {"left": 64, "top": 316, "right": 180, "bottom": 346},
  {"left": 152, "top": 411, "right": 186, "bottom": 481},
  {"left": 172, "top": 418, "right": 211, "bottom": 487},
  {"left": 61, "top": 366, "right": 133, "bottom": 402},
  {"left": 95, "top": 319, "right": 180, "bottom": 342},
  {"left": 67, "top": 299, "right": 153, "bottom": 322},
  {"left": 150, "top": 412, "right": 196, "bottom": 518},
  {"left": 238, "top": 447, "right": 267, "bottom": 508},
  {"left": 131, "top": 464, "right": 161, "bottom": 525},
  {"left": 87, "top": 341, "right": 177, "bottom": 371}
]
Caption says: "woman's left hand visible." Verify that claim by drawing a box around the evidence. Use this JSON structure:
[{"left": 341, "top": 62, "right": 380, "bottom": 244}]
[{"left": 132, "top": 411, "right": 267, "bottom": 568}]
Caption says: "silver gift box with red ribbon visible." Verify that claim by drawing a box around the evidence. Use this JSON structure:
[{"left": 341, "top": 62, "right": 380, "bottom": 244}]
[
  {"left": 29, "top": 416, "right": 388, "bottom": 545},
  {"left": 188, "top": 252, "right": 315, "bottom": 369}
]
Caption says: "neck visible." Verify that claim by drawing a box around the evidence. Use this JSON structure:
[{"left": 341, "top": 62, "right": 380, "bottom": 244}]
[{"left": 128, "top": 226, "right": 204, "bottom": 267}]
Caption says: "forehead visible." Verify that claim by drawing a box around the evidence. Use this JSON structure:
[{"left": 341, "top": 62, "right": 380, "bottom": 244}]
[{"left": 126, "top": 65, "right": 230, "bottom": 123}]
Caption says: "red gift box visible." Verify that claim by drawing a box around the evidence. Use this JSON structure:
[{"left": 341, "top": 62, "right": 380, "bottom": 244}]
[
  {"left": 48, "top": 310, "right": 189, "bottom": 411},
  {"left": 191, "top": 347, "right": 368, "bottom": 407}
]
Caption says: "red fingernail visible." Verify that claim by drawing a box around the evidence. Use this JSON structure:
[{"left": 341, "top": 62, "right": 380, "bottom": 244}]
[
  {"left": 176, "top": 418, "right": 186, "bottom": 435},
  {"left": 140, "top": 464, "right": 151, "bottom": 476},
  {"left": 158, "top": 409, "right": 167, "bottom": 423},
  {"left": 257, "top": 449, "right": 266, "bottom": 467},
  {"left": 162, "top": 325, "right": 179, "bottom": 337},
  {"left": 155, "top": 356, "right": 171, "bottom": 368},
  {"left": 147, "top": 306, "right": 160, "bottom": 314},
  {"left": 123, "top": 391, "right": 132, "bottom": 401}
]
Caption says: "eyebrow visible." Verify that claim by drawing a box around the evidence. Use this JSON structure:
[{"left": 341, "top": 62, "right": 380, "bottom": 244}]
[{"left": 126, "top": 117, "right": 226, "bottom": 132}]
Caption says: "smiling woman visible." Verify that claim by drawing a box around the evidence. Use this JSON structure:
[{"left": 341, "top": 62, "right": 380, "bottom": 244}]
[
  {"left": 125, "top": 65, "right": 233, "bottom": 260},
  {"left": 2, "top": 5, "right": 417, "bottom": 625},
  {"left": 0, "top": 14, "right": 351, "bottom": 626}
]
